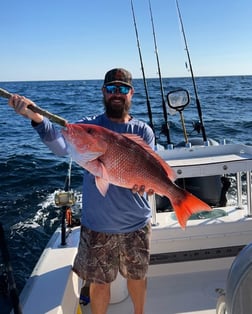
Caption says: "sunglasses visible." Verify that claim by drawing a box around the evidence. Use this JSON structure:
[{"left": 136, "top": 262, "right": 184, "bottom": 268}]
[{"left": 104, "top": 85, "right": 131, "bottom": 95}]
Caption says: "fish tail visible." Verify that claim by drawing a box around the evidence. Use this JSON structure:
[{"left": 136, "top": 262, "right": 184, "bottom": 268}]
[{"left": 170, "top": 190, "right": 212, "bottom": 230}]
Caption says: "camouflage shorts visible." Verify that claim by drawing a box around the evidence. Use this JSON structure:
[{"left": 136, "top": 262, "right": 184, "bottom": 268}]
[{"left": 72, "top": 222, "right": 151, "bottom": 284}]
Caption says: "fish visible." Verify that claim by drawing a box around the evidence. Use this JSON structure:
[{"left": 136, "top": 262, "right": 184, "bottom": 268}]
[{"left": 62, "top": 123, "right": 212, "bottom": 229}]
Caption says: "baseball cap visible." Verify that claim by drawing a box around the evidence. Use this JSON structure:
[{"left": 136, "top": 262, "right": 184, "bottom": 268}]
[{"left": 103, "top": 68, "right": 133, "bottom": 88}]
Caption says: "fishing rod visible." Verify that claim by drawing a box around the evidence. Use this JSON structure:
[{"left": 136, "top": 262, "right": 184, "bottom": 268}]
[
  {"left": 58, "top": 159, "right": 76, "bottom": 246},
  {"left": 0, "top": 223, "right": 22, "bottom": 314},
  {"left": 148, "top": 0, "right": 171, "bottom": 145},
  {"left": 175, "top": 0, "right": 207, "bottom": 142},
  {"left": 0, "top": 88, "right": 67, "bottom": 127},
  {"left": 130, "top": 0, "right": 156, "bottom": 141}
]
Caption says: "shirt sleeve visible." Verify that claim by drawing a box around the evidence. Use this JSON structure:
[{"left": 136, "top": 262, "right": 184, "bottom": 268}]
[
  {"left": 32, "top": 118, "right": 68, "bottom": 156},
  {"left": 143, "top": 124, "right": 155, "bottom": 150}
]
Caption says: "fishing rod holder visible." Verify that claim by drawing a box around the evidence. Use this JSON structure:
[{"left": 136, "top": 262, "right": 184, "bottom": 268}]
[{"left": 54, "top": 190, "right": 77, "bottom": 247}]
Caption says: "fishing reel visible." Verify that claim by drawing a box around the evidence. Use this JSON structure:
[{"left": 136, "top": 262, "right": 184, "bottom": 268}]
[
  {"left": 192, "top": 120, "right": 203, "bottom": 134},
  {"left": 54, "top": 190, "right": 77, "bottom": 207}
]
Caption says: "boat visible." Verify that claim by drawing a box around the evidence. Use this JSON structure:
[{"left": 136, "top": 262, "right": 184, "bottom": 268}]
[
  {"left": 11, "top": 87, "right": 252, "bottom": 314},
  {"left": 0, "top": 79, "right": 250, "bottom": 313},
  {"left": 2, "top": 3, "right": 251, "bottom": 313}
]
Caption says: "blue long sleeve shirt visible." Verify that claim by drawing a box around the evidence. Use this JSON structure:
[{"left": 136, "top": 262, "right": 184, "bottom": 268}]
[{"left": 33, "top": 113, "right": 155, "bottom": 233}]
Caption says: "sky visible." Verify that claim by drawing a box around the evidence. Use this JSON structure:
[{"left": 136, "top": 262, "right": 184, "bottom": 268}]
[{"left": 1, "top": 0, "right": 251, "bottom": 82}]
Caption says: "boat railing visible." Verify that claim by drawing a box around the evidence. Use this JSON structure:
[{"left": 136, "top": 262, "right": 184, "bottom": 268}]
[{"left": 150, "top": 143, "right": 252, "bottom": 225}]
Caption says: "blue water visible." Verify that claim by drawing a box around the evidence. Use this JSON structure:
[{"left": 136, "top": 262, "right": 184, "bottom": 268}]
[{"left": 0, "top": 75, "right": 251, "bottom": 299}]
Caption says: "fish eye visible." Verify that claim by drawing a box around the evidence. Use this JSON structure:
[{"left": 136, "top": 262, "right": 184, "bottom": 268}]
[{"left": 87, "top": 128, "right": 93, "bottom": 134}]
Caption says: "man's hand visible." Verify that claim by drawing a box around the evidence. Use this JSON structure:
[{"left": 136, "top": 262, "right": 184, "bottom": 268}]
[
  {"left": 132, "top": 184, "right": 154, "bottom": 196},
  {"left": 8, "top": 95, "right": 43, "bottom": 123}
]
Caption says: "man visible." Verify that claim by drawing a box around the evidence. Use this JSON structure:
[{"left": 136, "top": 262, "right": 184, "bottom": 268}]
[{"left": 9, "top": 68, "right": 155, "bottom": 314}]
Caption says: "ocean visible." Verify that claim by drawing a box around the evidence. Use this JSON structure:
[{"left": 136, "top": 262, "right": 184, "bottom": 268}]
[{"left": 0, "top": 75, "right": 251, "bottom": 307}]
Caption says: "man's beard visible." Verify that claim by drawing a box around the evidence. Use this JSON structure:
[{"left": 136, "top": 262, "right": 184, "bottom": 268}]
[{"left": 104, "top": 96, "right": 131, "bottom": 119}]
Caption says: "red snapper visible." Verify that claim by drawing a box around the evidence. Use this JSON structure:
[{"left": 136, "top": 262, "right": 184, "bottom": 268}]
[{"left": 62, "top": 123, "right": 212, "bottom": 229}]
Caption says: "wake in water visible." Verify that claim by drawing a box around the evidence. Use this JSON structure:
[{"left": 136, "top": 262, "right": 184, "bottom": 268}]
[{"left": 0, "top": 152, "right": 83, "bottom": 297}]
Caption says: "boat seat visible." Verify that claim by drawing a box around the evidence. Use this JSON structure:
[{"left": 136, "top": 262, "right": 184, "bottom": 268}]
[{"left": 216, "top": 242, "right": 252, "bottom": 314}]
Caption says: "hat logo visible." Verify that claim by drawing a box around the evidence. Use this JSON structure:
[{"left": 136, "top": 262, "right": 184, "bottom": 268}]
[{"left": 114, "top": 70, "right": 125, "bottom": 80}]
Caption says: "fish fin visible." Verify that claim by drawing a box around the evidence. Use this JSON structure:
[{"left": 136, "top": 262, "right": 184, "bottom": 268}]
[
  {"left": 84, "top": 159, "right": 108, "bottom": 178},
  {"left": 95, "top": 176, "right": 110, "bottom": 197},
  {"left": 122, "top": 134, "right": 176, "bottom": 181},
  {"left": 170, "top": 190, "right": 212, "bottom": 230},
  {"left": 94, "top": 161, "right": 110, "bottom": 196}
]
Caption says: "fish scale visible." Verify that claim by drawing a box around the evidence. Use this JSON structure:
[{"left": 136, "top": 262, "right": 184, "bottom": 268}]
[{"left": 102, "top": 137, "right": 161, "bottom": 188}]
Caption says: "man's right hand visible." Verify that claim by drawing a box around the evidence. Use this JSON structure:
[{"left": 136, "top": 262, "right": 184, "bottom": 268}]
[{"left": 8, "top": 94, "right": 43, "bottom": 123}]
